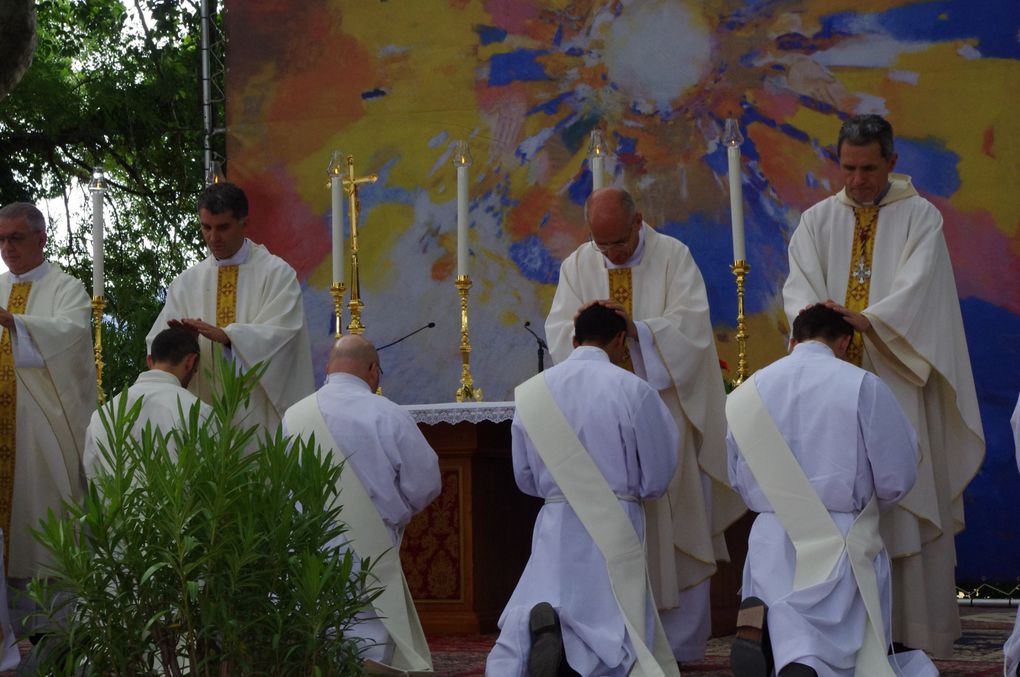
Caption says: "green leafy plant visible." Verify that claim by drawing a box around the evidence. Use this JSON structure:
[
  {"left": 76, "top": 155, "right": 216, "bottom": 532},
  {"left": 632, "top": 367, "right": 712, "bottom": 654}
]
[{"left": 27, "top": 355, "right": 379, "bottom": 675}]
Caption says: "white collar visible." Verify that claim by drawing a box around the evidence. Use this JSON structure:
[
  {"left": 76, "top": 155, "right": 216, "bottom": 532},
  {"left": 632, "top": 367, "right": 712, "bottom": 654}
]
[
  {"left": 8, "top": 260, "right": 51, "bottom": 283},
  {"left": 213, "top": 238, "right": 251, "bottom": 267}
]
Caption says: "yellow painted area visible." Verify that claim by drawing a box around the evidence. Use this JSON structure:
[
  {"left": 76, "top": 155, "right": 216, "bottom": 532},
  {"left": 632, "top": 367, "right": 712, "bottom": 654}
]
[
  {"left": 785, "top": 106, "right": 841, "bottom": 146},
  {"left": 306, "top": 256, "right": 332, "bottom": 290},
  {"left": 889, "top": 45, "right": 1020, "bottom": 233},
  {"left": 359, "top": 203, "right": 415, "bottom": 290},
  {"left": 500, "top": 309, "right": 520, "bottom": 326},
  {"left": 715, "top": 309, "right": 791, "bottom": 378}
]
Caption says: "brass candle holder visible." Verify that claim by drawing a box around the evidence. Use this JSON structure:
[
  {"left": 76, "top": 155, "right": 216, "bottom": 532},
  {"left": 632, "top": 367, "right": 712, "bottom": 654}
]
[
  {"left": 454, "top": 275, "right": 482, "bottom": 402},
  {"left": 329, "top": 282, "right": 346, "bottom": 338},
  {"left": 342, "top": 154, "right": 377, "bottom": 335},
  {"left": 92, "top": 296, "right": 106, "bottom": 404},
  {"left": 731, "top": 260, "right": 750, "bottom": 385}
]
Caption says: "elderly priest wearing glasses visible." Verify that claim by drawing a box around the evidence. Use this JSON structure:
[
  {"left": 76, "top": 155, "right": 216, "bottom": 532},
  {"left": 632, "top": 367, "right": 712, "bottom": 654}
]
[{"left": 544, "top": 187, "right": 744, "bottom": 663}]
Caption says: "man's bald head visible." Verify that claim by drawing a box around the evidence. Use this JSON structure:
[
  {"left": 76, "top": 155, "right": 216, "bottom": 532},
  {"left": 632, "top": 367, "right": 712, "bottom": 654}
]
[
  {"left": 327, "top": 335, "right": 382, "bottom": 389},
  {"left": 584, "top": 188, "right": 641, "bottom": 265}
]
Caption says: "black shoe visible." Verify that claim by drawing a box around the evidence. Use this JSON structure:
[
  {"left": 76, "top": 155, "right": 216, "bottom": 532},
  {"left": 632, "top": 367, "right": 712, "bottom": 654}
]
[
  {"left": 778, "top": 663, "right": 817, "bottom": 677},
  {"left": 730, "top": 596, "right": 773, "bottom": 677},
  {"left": 528, "top": 602, "right": 578, "bottom": 677}
]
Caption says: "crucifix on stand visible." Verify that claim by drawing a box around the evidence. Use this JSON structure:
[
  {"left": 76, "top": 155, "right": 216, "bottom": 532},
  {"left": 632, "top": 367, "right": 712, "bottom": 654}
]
[{"left": 342, "top": 154, "right": 377, "bottom": 334}]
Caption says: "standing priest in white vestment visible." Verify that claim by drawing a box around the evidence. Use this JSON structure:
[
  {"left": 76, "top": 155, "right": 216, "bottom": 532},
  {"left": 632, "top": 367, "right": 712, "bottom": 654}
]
[
  {"left": 783, "top": 114, "right": 985, "bottom": 657},
  {"left": 84, "top": 326, "right": 212, "bottom": 479},
  {"left": 489, "top": 303, "right": 680, "bottom": 677},
  {"left": 147, "top": 182, "right": 314, "bottom": 434},
  {"left": 283, "top": 335, "right": 440, "bottom": 672},
  {"left": 0, "top": 202, "right": 95, "bottom": 635},
  {"left": 727, "top": 304, "right": 935, "bottom": 677},
  {"left": 545, "top": 187, "right": 744, "bottom": 662}
]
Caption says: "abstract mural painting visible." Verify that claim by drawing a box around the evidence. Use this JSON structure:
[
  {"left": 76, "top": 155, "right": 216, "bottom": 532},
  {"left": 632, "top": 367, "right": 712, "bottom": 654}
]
[{"left": 224, "top": 0, "right": 1020, "bottom": 578}]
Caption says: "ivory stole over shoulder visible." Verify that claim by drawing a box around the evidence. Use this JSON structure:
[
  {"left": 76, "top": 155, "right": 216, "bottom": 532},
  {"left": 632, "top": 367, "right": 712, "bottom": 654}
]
[
  {"left": 0, "top": 282, "right": 30, "bottom": 569},
  {"left": 515, "top": 374, "right": 678, "bottom": 677},
  {"left": 726, "top": 379, "right": 893, "bottom": 676},
  {"left": 283, "top": 395, "right": 432, "bottom": 675}
]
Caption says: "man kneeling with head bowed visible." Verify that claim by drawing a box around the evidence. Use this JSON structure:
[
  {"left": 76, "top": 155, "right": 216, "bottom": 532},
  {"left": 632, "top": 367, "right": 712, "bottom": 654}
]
[
  {"left": 487, "top": 302, "right": 680, "bottom": 677},
  {"left": 727, "top": 304, "right": 936, "bottom": 677}
]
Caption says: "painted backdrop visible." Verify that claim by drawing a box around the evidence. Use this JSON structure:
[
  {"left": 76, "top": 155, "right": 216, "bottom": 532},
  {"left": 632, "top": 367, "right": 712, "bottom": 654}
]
[{"left": 223, "top": 1, "right": 1020, "bottom": 580}]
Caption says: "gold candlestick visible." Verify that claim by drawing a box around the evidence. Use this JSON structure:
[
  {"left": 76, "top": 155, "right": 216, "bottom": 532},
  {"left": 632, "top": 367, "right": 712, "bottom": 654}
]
[
  {"left": 731, "top": 260, "right": 750, "bottom": 385},
  {"left": 342, "top": 154, "right": 377, "bottom": 335},
  {"left": 454, "top": 275, "right": 482, "bottom": 402},
  {"left": 329, "top": 282, "right": 346, "bottom": 338},
  {"left": 92, "top": 296, "right": 106, "bottom": 404}
]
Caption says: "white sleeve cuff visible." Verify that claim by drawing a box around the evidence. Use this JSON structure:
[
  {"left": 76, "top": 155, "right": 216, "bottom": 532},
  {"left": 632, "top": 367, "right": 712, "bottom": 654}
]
[{"left": 10, "top": 317, "right": 44, "bottom": 369}]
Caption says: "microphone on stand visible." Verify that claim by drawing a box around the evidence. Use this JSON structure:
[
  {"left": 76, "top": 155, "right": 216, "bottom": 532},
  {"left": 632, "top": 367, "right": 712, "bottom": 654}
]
[
  {"left": 377, "top": 322, "right": 436, "bottom": 351},
  {"left": 523, "top": 321, "right": 548, "bottom": 373}
]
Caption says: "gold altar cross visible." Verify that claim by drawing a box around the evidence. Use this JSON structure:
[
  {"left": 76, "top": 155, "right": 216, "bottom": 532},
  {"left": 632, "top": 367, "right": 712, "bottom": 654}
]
[{"left": 342, "top": 155, "right": 377, "bottom": 335}]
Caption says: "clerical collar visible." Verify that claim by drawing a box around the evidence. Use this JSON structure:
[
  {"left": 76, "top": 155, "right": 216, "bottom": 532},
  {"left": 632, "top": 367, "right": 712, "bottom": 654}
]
[
  {"left": 136, "top": 369, "right": 186, "bottom": 389},
  {"left": 213, "top": 238, "right": 251, "bottom": 267},
  {"left": 568, "top": 345, "right": 611, "bottom": 362},
  {"left": 793, "top": 340, "right": 836, "bottom": 358},
  {"left": 326, "top": 371, "right": 372, "bottom": 391},
  {"left": 860, "top": 182, "right": 893, "bottom": 208},
  {"left": 604, "top": 222, "right": 647, "bottom": 269},
  {"left": 8, "top": 260, "right": 51, "bottom": 283}
]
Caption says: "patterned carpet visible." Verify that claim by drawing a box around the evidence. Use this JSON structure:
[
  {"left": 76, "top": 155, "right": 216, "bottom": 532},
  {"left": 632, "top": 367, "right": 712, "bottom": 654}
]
[
  {"left": 0, "top": 608, "right": 1010, "bottom": 674},
  {"left": 428, "top": 607, "right": 1015, "bottom": 676}
]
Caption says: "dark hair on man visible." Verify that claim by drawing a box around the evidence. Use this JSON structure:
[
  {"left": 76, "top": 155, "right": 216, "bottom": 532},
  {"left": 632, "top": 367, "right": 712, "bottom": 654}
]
[
  {"left": 150, "top": 327, "right": 201, "bottom": 365},
  {"left": 574, "top": 303, "right": 627, "bottom": 345},
  {"left": 837, "top": 114, "right": 895, "bottom": 161},
  {"left": 197, "top": 182, "right": 249, "bottom": 220},
  {"left": 0, "top": 202, "right": 45, "bottom": 233},
  {"left": 792, "top": 304, "right": 855, "bottom": 343}
]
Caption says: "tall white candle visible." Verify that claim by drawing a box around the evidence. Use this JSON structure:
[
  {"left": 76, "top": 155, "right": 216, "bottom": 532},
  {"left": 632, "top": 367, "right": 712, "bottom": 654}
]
[
  {"left": 588, "top": 129, "right": 607, "bottom": 192},
  {"left": 591, "top": 155, "right": 605, "bottom": 191},
  {"left": 457, "top": 164, "right": 469, "bottom": 277},
  {"left": 91, "top": 182, "right": 104, "bottom": 298},
  {"left": 727, "top": 144, "right": 745, "bottom": 262},
  {"left": 453, "top": 140, "right": 472, "bottom": 278},
  {"left": 331, "top": 174, "right": 343, "bottom": 285}
]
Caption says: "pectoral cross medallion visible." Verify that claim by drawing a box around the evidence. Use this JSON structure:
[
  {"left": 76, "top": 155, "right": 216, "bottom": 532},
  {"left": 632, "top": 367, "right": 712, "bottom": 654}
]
[{"left": 852, "top": 258, "right": 871, "bottom": 285}]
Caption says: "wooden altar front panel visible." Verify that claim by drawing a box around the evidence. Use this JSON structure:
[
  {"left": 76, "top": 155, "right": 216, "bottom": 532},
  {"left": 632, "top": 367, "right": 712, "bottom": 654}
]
[{"left": 400, "top": 418, "right": 542, "bottom": 635}]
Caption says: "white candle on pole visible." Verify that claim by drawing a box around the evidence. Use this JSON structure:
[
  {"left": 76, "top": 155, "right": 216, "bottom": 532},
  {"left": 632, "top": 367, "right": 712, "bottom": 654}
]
[
  {"left": 453, "top": 141, "right": 472, "bottom": 278},
  {"left": 723, "top": 118, "right": 746, "bottom": 262},
  {"left": 588, "top": 129, "right": 607, "bottom": 192},
  {"left": 89, "top": 167, "right": 106, "bottom": 298},
  {"left": 328, "top": 151, "right": 344, "bottom": 285}
]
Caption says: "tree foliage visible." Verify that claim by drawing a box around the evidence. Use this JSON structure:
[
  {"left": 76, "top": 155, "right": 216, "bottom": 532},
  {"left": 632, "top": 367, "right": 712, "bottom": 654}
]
[{"left": 0, "top": 0, "right": 223, "bottom": 393}]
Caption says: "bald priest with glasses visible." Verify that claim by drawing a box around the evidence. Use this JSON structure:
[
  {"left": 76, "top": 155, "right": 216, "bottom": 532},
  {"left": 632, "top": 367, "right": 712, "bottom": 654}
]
[{"left": 544, "top": 187, "right": 745, "bottom": 664}]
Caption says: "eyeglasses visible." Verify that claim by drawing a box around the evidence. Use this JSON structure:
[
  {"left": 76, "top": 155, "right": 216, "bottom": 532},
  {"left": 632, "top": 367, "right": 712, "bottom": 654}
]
[{"left": 589, "top": 234, "right": 633, "bottom": 255}]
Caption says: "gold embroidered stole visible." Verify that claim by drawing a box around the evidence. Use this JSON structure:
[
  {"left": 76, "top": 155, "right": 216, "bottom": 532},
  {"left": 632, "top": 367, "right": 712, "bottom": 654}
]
[
  {"left": 607, "top": 268, "right": 634, "bottom": 372},
  {"left": 0, "top": 282, "right": 31, "bottom": 569},
  {"left": 215, "top": 265, "right": 239, "bottom": 327},
  {"left": 843, "top": 207, "right": 880, "bottom": 366}
]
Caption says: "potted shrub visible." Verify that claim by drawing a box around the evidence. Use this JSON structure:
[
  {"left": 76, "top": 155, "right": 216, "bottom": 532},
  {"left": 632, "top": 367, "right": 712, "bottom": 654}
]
[{"left": 27, "top": 357, "right": 380, "bottom": 675}]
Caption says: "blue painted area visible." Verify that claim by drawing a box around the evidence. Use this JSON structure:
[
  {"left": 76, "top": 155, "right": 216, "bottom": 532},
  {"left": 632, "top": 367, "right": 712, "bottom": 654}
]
[
  {"left": 615, "top": 134, "right": 637, "bottom": 156},
  {"left": 528, "top": 92, "right": 571, "bottom": 116},
  {"left": 820, "top": 1, "right": 1020, "bottom": 60},
  {"left": 361, "top": 88, "right": 386, "bottom": 100},
  {"left": 559, "top": 113, "right": 600, "bottom": 155},
  {"left": 893, "top": 137, "right": 961, "bottom": 198},
  {"left": 567, "top": 168, "right": 592, "bottom": 206},
  {"left": 553, "top": 24, "right": 563, "bottom": 47},
  {"left": 510, "top": 235, "right": 561, "bottom": 284},
  {"left": 475, "top": 24, "right": 507, "bottom": 46},
  {"left": 489, "top": 49, "right": 551, "bottom": 86},
  {"left": 955, "top": 297, "right": 1020, "bottom": 580},
  {"left": 565, "top": 46, "right": 585, "bottom": 57}
]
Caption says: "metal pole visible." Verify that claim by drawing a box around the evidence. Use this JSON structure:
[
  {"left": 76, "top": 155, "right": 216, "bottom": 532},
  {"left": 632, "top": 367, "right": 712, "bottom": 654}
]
[{"left": 200, "top": 0, "right": 213, "bottom": 176}]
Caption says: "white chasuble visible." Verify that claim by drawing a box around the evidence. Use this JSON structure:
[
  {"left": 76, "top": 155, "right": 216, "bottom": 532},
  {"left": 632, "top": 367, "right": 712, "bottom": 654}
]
[
  {"left": 783, "top": 175, "right": 985, "bottom": 657},
  {"left": 1005, "top": 394, "right": 1020, "bottom": 677},
  {"left": 546, "top": 225, "right": 744, "bottom": 603},
  {"left": 147, "top": 239, "right": 314, "bottom": 434},
  {"left": 1, "top": 262, "right": 95, "bottom": 579}
]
